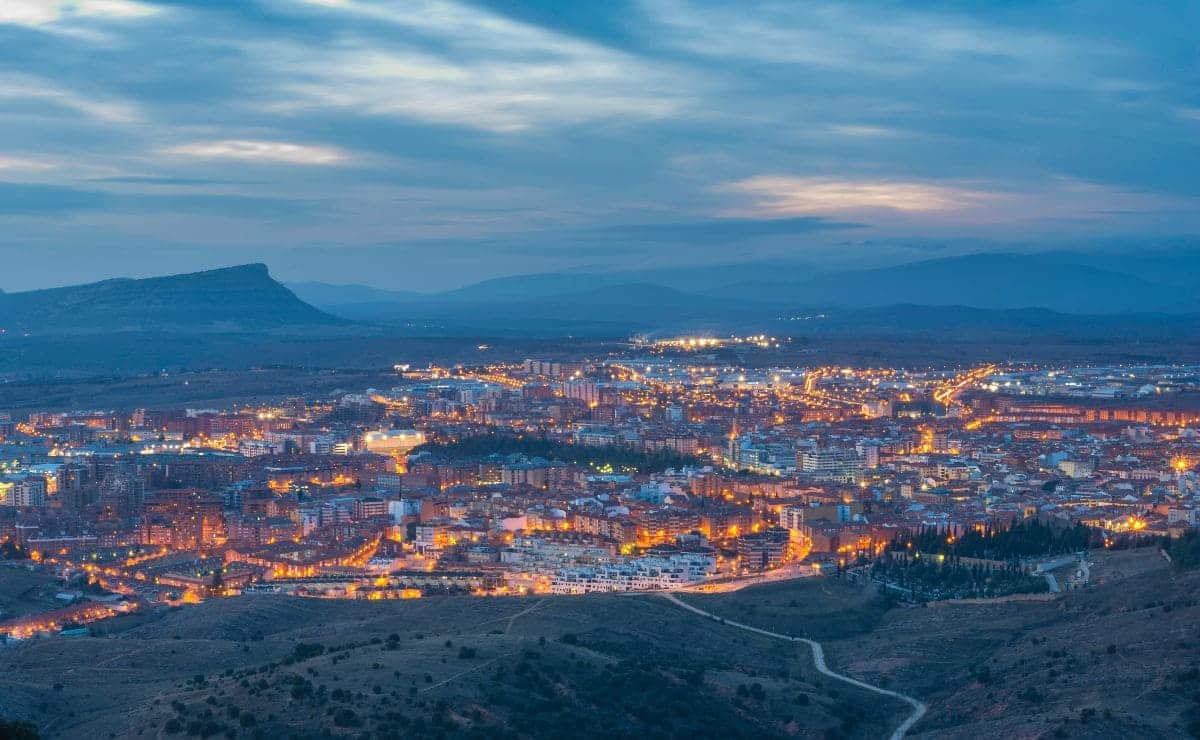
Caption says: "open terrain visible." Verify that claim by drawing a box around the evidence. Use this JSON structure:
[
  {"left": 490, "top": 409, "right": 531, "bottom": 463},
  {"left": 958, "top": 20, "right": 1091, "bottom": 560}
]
[
  {"left": 0, "top": 590, "right": 901, "bottom": 739},
  {"left": 2, "top": 547, "right": 1198, "bottom": 739},
  {"left": 684, "top": 548, "right": 1200, "bottom": 738}
]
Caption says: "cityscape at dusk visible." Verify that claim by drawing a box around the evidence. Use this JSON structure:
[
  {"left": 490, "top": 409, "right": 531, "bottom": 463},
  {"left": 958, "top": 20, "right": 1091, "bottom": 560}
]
[{"left": 3, "top": 1, "right": 1200, "bottom": 739}]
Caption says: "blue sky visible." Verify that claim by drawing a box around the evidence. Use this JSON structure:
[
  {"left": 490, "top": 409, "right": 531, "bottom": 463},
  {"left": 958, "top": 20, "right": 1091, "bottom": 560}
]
[{"left": 1, "top": 0, "right": 1197, "bottom": 290}]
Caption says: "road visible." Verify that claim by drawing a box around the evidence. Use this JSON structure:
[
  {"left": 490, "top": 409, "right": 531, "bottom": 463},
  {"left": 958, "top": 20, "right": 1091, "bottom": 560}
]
[
  {"left": 675, "top": 563, "right": 814, "bottom": 593},
  {"left": 657, "top": 592, "right": 927, "bottom": 740}
]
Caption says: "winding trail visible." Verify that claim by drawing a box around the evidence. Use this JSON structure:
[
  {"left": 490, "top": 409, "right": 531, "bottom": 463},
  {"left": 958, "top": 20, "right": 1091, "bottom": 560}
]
[{"left": 657, "top": 592, "right": 927, "bottom": 740}]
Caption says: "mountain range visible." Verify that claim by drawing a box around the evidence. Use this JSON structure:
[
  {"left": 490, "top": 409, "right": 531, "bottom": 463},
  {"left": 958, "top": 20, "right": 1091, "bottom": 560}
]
[
  {"left": 2, "top": 251, "right": 1198, "bottom": 338},
  {"left": 285, "top": 250, "right": 1200, "bottom": 334}
]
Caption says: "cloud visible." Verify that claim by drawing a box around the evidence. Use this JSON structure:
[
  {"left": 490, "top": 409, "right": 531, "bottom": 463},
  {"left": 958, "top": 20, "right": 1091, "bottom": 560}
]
[
  {"left": 827, "top": 124, "right": 900, "bottom": 139},
  {"left": 0, "top": 0, "right": 159, "bottom": 29},
  {"left": 0, "top": 156, "right": 54, "bottom": 171},
  {"left": 0, "top": 0, "right": 1197, "bottom": 286},
  {"left": 89, "top": 175, "right": 264, "bottom": 186},
  {"left": 0, "top": 74, "right": 139, "bottom": 123},
  {"left": 722, "top": 176, "right": 996, "bottom": 215},
  {"left": 253, "top": 0, "right": 687, "bottom": 132},
  {"left": 643, "top": 0, "right": 1098, "bottom": 83},
  {"left": 594, "top": 216, "right": 862, "bottom": 243},
  {"left": 163, "top": 140, "right": 348, "bottom": 165}
]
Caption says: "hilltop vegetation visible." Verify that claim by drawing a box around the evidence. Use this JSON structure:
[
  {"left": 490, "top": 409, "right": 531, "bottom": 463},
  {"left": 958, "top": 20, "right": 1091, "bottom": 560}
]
[{"left": 890, "top": 518, "right": 1097, "bottom": 563}]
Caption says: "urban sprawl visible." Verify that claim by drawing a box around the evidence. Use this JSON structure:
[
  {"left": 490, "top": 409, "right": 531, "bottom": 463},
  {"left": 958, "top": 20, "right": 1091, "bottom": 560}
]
[{"left": 3, "top": 342, "right": 1200, "bottom": 641}]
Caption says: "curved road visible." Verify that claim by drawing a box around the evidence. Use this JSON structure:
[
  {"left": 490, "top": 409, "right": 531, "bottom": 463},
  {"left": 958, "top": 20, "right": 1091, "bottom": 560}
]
[{"left": 658, "top": 593, "right": 927, "bottom": 740}]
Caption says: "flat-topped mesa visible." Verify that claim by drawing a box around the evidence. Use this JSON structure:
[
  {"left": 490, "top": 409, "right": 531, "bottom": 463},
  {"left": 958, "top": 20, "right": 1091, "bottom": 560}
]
[{"left": 0, "top": 263, "right": 341, "bottom": 334}]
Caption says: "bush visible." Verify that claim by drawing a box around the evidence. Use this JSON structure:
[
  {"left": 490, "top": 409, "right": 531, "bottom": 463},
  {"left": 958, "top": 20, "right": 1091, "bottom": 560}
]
[{"left": 332, "top": 708, "right": 360, "bottom": 728}]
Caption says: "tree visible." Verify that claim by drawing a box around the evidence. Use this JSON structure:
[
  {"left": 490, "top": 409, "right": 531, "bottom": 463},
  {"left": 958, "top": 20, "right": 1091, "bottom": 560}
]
[{"left": 209, "top": 568, "right": 224, "bottom": 596}]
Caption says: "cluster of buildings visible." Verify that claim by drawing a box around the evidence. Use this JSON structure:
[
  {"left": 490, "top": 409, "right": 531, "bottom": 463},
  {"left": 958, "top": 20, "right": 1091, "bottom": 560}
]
[{"left": 2, "top": 355, "right": 1199, "bottom": 637}]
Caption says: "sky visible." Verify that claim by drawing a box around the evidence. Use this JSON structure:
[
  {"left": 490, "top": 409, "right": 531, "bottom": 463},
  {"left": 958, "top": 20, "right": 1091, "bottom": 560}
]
[{"left": 1, "top": 0, "right": 1198, "bottom": 291}]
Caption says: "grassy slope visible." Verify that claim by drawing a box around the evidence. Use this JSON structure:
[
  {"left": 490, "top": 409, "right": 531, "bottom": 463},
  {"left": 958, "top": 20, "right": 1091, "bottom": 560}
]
[
  {"left": 682, "top": 548, "right": 1200, "bottom": 739},
  {"left": 0, "top": 593, "right": 897, "bottom": 739}
]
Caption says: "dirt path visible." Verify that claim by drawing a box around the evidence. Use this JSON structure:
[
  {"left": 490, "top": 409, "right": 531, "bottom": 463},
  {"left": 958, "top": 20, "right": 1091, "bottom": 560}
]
[{"left": 658, "top": 592, "right": 927, "bottom": 740}]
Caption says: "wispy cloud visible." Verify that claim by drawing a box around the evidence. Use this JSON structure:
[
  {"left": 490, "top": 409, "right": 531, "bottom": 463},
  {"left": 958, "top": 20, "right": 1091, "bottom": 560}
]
[
  {"left": 0, "top": 0, "right": 159, "bottom": 28},
  {"left": 0, "top": 156, "right": 54, "bottom": 171},
  {"left": 256, "top": 0, "right": 687, "bottom": 132},
  {"left": 0, "top": 74, "right": 139, "bottom": 123},
  {"left": 592, "top": 216, "right": 861, "bottom": 243},
  {"left": 163, "top": 140, "right": 348, "bottom": 166},
  {"left": 827, "top": 124, "right": 900, "bottom": 139},
  {"left": 722, "top": 176, "right": 997, "bottom": 215},
  {"left": 644, "top": 0, "right": 1097, "bottom": 83}
]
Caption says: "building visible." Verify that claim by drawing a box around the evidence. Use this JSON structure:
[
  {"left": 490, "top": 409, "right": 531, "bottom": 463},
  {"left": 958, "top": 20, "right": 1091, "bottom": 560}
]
[
  {"left": 551, "top": 553, "right": 715, "bottom": 594},
  {"left": 362, "top": 429, "right": 426, "bottom": 455},
  {"left": 736, "top": 528, "right": 791, "bottom": 570},
  {"left": 798, "top": 446, "right": 863, "bottom": 483}
]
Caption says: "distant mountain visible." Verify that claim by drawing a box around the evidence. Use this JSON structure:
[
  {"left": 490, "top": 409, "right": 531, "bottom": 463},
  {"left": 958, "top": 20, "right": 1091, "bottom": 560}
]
[
  {"left": 285, "top": 281, "right": 421, "bottom": 307},
  {"left": 796, "top": 304, "right": 1200, "bottom": 338},
  {"left": 308, "top": 251, "right": 1200, "bottom": 333},
  {"left": 722, "top": 253, "right": 1200, "bottom": 314},
  {"left": 327, "top": 282, "right": 771, "bottom": 334},
  {"left": 0, "top": 264, "right": 340, "bottom": 334},
  {"left": 312, "top": 251, "right": 1200, "bottom": 321}
]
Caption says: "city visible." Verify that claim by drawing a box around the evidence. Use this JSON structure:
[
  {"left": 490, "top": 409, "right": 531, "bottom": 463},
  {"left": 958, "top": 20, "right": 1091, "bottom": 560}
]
[
  {"left": 4, "top": 0, "right": 1200, "bottom": 738},
  {"left": 4, "top": 353, "right": 1198, "bottom": 632}
]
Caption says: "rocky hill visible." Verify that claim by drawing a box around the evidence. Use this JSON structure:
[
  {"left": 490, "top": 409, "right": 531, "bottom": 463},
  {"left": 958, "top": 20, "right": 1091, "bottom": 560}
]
[{"left": 0, "top": 264, "right": 340, "bottom": 334}]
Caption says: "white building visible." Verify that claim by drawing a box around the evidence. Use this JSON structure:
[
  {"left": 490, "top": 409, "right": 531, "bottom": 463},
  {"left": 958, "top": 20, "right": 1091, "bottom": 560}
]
[{"left": 551, "top": 553, "right": 716, "bottom": 594}]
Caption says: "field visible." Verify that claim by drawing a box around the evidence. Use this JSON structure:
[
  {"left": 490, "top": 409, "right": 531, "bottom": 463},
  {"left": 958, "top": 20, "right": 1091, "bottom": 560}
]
[{"left": 2, "top": 547, "right": 1198, "bottom": 739}]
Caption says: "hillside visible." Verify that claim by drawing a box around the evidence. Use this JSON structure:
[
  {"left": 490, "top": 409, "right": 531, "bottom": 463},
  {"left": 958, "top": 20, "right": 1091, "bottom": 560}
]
[
  {"left": 1, "top": 547, "right": 1197, "bottom": 739},
  {"left": 0, "top": 586, "right": 901, "bottom": 739},
  {"left": 688, "top": 547, "right": 1200, "bottom": 738},
  {"left": 0, "top": 264, "right": 340, "bottom": 334}
]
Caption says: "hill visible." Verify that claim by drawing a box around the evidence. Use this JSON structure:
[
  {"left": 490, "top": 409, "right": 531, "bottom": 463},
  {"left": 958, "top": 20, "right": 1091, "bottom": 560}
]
[
  {"left": 0, "top": 264, "right": 340, "bottom": 334},
  {"left": 0, "top": 586, "right": 902, "bottom": 739},
  {"left": 2, "top": 547, "right": 1197, "bottom": 739}
]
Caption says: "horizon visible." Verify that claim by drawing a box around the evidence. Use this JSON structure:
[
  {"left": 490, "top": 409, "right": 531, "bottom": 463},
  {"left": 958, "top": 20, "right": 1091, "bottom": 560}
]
[{"left": 2, "top": 1, "right": 1199, "bottom": 291}]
